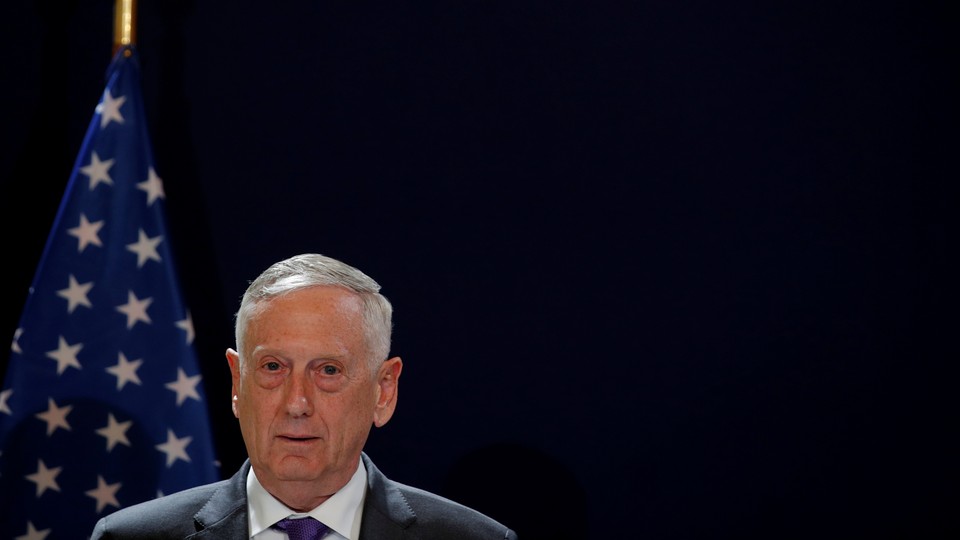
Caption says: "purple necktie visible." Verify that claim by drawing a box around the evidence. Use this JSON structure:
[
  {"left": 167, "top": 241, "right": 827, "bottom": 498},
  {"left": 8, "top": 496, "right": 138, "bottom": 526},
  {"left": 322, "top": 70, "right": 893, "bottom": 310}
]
[{"left": 273, "top": 517, "right": 329, "bottom": 540}]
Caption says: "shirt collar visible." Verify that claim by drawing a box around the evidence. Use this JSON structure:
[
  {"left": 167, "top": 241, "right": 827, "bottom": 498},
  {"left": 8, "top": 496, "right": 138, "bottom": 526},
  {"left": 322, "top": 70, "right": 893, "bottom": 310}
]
[{"left": 247, "top": 459, "right": 368, "bottom": 539}]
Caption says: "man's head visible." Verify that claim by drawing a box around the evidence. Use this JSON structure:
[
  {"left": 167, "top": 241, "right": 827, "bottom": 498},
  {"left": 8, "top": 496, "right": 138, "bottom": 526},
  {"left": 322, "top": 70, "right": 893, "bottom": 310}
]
[{"left": 225, "top": 254, "right": 402, "bottom": 511}]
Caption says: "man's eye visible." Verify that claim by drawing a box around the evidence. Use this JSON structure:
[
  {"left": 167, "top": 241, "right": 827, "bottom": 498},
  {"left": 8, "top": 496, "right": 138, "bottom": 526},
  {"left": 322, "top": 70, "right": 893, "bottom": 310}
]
[
  {"left": 264, "top": 361, "right": 282, "bottom": 371},
  {"left": 321, "top": 365, "right": 340, "bottom": 376}
]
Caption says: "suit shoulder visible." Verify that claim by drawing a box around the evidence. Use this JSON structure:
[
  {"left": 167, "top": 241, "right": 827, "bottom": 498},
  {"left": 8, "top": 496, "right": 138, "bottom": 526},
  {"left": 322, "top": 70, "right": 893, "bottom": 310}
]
[
  {"left": 91, "top": 480, "right": 229, "bottom": 538},
  {"left": 393, "top": 481, "right": 517, "bottom": 539},
  {"left": 359, "top": 454, "right": 517, "bottom": 539}
]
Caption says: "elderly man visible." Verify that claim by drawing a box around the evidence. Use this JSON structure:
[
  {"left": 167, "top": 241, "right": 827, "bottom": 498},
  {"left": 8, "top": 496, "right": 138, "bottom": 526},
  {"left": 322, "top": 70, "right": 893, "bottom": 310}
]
[{"left": 92, "top": 253, "right": 516, "bottom": 540}]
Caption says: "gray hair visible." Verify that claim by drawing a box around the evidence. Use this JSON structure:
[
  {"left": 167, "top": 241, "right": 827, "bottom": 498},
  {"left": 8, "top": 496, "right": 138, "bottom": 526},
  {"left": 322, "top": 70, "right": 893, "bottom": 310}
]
[{"left": 234, "top": 253, "right": 393, "bottom": 369}]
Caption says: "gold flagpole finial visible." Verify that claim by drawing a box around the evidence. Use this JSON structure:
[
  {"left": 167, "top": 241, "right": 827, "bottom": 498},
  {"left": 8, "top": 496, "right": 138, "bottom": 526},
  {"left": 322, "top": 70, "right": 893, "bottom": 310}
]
[{"left": 113, "top": 0, "right": 138, "bottom": 57}]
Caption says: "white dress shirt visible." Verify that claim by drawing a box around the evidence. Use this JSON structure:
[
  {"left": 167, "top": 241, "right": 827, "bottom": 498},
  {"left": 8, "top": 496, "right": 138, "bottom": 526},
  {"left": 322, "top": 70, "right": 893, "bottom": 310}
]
[{"left": 247, "top": 459, "right": 368, "bottom": 540}]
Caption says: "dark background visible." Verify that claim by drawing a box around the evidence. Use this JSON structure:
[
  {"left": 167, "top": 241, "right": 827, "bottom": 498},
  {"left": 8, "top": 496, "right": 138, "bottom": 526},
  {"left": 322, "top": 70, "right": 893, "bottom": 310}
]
[{"left": 1, "top": 1, "right": 956, "bottom": 538}]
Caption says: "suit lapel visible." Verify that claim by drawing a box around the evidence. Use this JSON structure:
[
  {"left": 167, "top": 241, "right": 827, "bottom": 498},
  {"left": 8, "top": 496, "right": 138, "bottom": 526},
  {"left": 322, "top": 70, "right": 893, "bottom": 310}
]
[
  {"left": 188, "top": 460, "right": 251, "bottom": 538},
  {"left": 359, "top": 453, "right": 415, "bottom": 540}
]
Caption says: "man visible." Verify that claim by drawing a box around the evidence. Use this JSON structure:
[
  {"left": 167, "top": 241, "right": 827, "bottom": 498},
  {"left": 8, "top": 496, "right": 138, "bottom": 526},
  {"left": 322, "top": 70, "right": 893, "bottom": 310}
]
[{"left": 91, "top": 253, "right": 517, "bottom": 539}]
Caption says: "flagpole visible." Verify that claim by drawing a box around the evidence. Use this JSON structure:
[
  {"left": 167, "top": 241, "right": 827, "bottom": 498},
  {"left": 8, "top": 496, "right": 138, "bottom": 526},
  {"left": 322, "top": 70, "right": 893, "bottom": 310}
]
[{"left": 113, "top": 0, "right": 137, "bottom": 56}]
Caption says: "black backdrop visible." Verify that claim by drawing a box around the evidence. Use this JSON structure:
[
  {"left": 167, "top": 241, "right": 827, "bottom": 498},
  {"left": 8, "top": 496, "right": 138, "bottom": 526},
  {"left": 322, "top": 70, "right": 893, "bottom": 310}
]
[{"left": 1, "top": 1, "right": 955, "bottom": 538}]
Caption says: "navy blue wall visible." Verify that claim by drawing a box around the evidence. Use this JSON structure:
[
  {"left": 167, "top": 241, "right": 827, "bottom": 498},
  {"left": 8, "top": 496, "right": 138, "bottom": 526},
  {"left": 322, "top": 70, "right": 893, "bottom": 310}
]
[{"left": 1, "top": 2, "right": 954, "bottom": 538}]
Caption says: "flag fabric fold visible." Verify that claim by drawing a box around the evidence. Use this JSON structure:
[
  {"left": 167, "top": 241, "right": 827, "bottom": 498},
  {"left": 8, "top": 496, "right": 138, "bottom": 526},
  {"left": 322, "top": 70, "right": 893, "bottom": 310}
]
[{"left": 0, "top": 46, "right": 219, "bottom": 538}]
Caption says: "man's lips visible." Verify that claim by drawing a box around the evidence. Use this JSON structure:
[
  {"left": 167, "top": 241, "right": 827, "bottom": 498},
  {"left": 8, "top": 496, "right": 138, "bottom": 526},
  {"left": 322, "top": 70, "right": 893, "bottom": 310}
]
[{"left": 277, "top": 434, "right": 320, "bottom": 442}]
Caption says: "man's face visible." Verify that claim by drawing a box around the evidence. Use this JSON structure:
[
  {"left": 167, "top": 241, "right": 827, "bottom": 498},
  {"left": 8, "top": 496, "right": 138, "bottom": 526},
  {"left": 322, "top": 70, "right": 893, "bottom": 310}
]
[{"left": 226, "top": 285, "right": 399, "bottom": 507}]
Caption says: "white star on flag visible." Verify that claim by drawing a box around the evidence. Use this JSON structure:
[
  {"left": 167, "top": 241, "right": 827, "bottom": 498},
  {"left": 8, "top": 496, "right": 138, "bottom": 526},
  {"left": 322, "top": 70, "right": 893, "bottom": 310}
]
[
  {"left": 165, "top": 367, "right": 202, "bottom": 406},
  {"left": 105, "top": 352, "right": 143, "bottom": 390},
  {"left": 10, "top": 327, "right": 22, "bottom": 354},
  {"left": 67, "top": 214, "right": 104, "bottom": 253},
  {"left": 0, "top": 389, "right": 12, "bottom": 415},
  {"left": 34, "top": 399, "right": 72, "bottom": 437},
  {"left": 96, "top": 89, "right": 126, "bottom": 128},
  {"left": 56, "top": 274, "right": 94, "bottom": 313},
  {"left": 137, "top": 167, "right": 165, "bottom": 206},
  {"left": 176, "top": 311, "right": 195, "bottom": 345},
  {"left": 79, "top": 152, "right": 115, "bottom": 190},
  {"left": 96, "top": 413, "right": 132, "bottom": 452},
  {"left": 156, "top": 428, "right": 193, "bottom": 467},
  {"left": 85, "top": 475, "right": 122, "bottom": 513},
  {"left": 116, "top": 290, "right": 153, "bottom": 329},
  {"left": 126, "top": 229, "right": 163, "bottom": 268},
  {"left": 45, "top": 336, "right": 83, "bottom": 375},
  {"left": 25, "top": 459, "right": 62, "bottom": 497},
  {"left": 14, "top": 521, "right": 51, "bottom": 540}
]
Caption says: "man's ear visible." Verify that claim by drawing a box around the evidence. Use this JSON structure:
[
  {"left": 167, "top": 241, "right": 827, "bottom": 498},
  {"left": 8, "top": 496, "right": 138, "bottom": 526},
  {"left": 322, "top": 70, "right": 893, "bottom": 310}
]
[
  {"left": 226, "top": 348, "right": 241, "bottom": 418},
  {"left": 373, "top": 357, "right": 402, "bottom": 428}
]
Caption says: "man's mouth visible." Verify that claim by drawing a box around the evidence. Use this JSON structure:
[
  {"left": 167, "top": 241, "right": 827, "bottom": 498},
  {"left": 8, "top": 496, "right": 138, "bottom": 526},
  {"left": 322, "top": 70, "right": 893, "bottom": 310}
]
[{"left": 278, "top": 435, "right": 319, "bottom": 442}]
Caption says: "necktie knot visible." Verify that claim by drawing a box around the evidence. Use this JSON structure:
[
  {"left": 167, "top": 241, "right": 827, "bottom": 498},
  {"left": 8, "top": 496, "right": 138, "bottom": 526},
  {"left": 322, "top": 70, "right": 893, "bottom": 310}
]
[{"left": 273, "top": 516, "right": 328, "bottom": 540}]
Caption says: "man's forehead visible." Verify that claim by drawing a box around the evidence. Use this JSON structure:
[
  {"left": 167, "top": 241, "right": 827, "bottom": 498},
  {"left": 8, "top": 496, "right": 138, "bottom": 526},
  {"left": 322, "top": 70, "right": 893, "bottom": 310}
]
[{"left": 254, "top": 285, "right": 361, "bottom": 313}]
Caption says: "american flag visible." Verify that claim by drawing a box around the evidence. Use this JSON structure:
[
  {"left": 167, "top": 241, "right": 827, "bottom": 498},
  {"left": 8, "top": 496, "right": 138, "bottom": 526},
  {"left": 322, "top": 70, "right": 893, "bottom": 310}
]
[{"left": 0, "top": 46, "right": 219, "bottom": 538}]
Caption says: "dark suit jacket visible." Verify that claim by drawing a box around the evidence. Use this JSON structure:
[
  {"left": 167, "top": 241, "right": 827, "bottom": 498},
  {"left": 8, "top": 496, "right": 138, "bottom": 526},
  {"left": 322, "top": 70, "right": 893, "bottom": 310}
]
[{"left": 91, "top": 453, "right": 517, "bottom": 539}]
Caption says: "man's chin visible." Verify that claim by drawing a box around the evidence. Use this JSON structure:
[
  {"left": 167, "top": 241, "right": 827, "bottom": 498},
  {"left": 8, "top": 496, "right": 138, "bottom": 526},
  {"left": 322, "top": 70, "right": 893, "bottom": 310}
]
[{"left": 272, "top": 456, "right": 324, "bottom": 481}]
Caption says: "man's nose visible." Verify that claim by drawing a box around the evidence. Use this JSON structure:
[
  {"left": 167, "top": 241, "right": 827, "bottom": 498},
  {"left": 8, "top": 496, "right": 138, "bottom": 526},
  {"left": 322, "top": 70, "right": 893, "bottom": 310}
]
[{"left": 284, "top": 370, "right": 314, "bottom": 417}]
